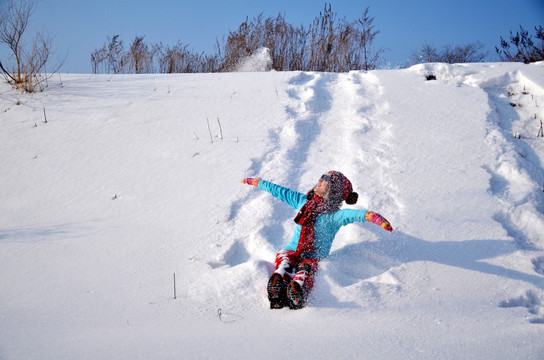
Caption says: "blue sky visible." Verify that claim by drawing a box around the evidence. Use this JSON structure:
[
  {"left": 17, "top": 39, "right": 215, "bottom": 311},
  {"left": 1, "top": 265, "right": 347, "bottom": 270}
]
[{"left": 3, "top": 0, "right": 544, "bottom": 73}]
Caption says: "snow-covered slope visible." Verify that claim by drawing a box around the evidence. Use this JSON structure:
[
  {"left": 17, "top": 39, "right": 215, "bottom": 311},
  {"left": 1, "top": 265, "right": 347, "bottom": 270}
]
[{"left": 1, "top": 62, "right": 544, "bottom": 359}]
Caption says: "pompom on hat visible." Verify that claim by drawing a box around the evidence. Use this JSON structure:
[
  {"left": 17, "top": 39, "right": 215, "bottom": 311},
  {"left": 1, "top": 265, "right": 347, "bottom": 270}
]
[{"left": 327, "top": 171, "right": 358, "bottom": 205}]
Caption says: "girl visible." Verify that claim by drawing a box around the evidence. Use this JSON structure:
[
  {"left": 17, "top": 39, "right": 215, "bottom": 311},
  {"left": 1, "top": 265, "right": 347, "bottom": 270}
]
[{"left": 242, "top": 171, "right": 393, "bottom": 309}]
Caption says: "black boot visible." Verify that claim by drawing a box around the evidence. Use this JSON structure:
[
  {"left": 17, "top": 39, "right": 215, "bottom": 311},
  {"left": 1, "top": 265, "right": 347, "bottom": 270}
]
[
  {"left": 286, "top": 281, "right": 307, "bottom": 309},
  {"left": 267, "top": 273, "right": 287, "bottom": 309}
]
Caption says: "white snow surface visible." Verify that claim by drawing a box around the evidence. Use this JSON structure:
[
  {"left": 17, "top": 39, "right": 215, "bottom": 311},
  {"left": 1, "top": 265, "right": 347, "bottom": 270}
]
[{"left": 1, "top": 63, "right": 544, "bottom": 359}]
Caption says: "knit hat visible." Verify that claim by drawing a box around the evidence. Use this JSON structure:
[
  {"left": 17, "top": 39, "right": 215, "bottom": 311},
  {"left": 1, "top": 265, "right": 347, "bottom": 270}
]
[{"left": 328, "top": 171, "right": 358, "bottom": 205}]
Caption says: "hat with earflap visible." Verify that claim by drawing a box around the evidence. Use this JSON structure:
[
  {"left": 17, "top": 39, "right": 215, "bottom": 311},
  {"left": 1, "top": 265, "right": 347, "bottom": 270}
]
[{"left": 328, "top": 171, "right": 359, "bottom": 205}]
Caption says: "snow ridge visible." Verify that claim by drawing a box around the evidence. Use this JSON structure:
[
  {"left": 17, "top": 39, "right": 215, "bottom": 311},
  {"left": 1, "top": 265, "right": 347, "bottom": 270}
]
[{"left": 474, "top": 66, "right": 544, "bottom": 323}]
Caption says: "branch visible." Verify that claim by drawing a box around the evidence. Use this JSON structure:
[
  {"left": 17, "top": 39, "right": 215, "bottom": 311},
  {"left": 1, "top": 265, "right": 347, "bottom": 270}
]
[{"left": 0, "top": 60, "right": 16, "bottom": 82}]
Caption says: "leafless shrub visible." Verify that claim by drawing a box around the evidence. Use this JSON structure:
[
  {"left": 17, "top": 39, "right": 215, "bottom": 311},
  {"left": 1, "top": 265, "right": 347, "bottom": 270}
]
[
  {"left": 356, "top": 8, "right": 384, "bottom": 70},
  {"left": 91, "top": 3, "right": 383, "bottom": 74},
  {"left": 92, "top": 36, "right": 222, "bottom": 74},
  {"left": 222, "top": 4, "right": 383, "bottom": 72},
  {"left": 90, "top": 35, "right": 126, "bottom": 74},
  {"left": 0, "top": 0, "right": 62, "bottom": 92},
  {"left": 128, "top": 35, "right": 156, "bottom": 74},
  {"left": 157, "top": 41, "right": 211, "bottom": 73}
]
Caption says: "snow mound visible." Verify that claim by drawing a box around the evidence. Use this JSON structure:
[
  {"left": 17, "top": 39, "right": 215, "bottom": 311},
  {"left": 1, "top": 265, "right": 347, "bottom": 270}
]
[
  {"left": 1, "top": 62, "right": 544, "bottom": 359},
  {"left": 235, "top": 47, "right": 272, "bottom": 72}
]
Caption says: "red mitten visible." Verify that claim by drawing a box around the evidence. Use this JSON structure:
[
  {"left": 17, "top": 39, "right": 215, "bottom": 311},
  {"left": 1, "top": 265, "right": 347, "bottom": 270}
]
[
  {"left": 241, "top": 178, "right": 260, "bottom": 187},
  {"left": 365, "top": 211, "right": 393, "bottom": 232}
]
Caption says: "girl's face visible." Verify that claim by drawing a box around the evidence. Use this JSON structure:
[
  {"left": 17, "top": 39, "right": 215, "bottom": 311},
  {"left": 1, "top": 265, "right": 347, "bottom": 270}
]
[{"left": 314, "top": 173, "right": 331, "bottom": 198}]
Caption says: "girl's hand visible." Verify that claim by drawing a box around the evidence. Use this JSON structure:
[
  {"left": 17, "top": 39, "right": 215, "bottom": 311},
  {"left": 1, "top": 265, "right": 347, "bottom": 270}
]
[
  {"left": 365, "top": 211, "right": 393, "bottom": 232},
  {"left": 241, "top": 177, "right": 261, "bottom": 187}
]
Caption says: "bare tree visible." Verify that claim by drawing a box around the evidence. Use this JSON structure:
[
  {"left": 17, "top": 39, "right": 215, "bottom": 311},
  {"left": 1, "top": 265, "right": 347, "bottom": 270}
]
[
  {"left": 0, "top": 0, "right": 34, "bottom": 84},
  {"left": 496, "top": 25, "right": 544, "bottom": 63},
  {"left": 411, "top": 42, "right": 487, "bottom": 64},
  {"left": 0, "top": 0, "right": 62, "bottom": 91},
  {"left": 445, "top": 42, "right": 488, "bottom": 63},
  {"left": 415, "top": 43, "right": 439, "bottom": 63}
]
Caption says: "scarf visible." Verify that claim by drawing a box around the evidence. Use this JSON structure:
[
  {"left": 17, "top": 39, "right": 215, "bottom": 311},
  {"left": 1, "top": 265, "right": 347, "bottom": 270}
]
[{"left": 293, "top": 194, "right": 325, "bottom": 256}]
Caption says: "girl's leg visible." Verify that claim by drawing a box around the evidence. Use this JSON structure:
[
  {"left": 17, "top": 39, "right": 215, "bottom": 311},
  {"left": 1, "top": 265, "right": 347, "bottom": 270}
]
[
  {"left": 274, "top": 250, "right": 297, "bottom": 281},
  {"left": 267, "top": 250, "right": 297, "bottom": 309},
  {"left": 287, "top": 258, "right": 319, "bottom": 309},
  {"left": 291, "top": 258, "right": 319, "bottom": 290}
]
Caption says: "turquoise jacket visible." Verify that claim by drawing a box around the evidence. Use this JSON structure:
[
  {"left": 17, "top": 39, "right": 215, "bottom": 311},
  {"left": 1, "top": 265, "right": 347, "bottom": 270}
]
[{"left": 258, "top": 180, "right": 370, "bottom": 259}]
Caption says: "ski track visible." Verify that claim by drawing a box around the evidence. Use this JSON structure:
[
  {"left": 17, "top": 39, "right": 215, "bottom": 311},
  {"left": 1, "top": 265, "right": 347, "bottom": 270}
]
[
  {"left": 301, "top": 71, "right": 405, "bottom": 308},
  {"left": 460, "top": 65, "right": 544, "bottom": 323},
  {"left": 483, "top": 75, "right": 544, "bottom": 248},
  {"left": 415, "top": 63, "right": 544, "bottom": 324},
  {"left": 205, "top": 70, "right": 406, "bottom": 311},
  {"left": 198, "top": 72, "right": 336, "bottom": 312}
]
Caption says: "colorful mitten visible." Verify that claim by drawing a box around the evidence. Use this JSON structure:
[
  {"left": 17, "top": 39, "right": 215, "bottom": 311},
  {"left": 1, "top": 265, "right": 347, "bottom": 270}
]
[
  {"left": 365, "top": 211, "right": 393, "bottom": 232},
  {"left": 241, "top": 178, "right": 259, "bottom": 187}
]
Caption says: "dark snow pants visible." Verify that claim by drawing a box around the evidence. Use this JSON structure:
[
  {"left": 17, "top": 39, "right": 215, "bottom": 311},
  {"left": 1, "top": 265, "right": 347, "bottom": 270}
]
[{"left": 274, "top": 250, "right": 319, "bottom": 291}]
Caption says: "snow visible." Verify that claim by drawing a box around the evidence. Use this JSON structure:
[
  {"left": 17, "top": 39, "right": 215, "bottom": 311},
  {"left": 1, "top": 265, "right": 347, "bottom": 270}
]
[{"left": 1, "top": 61, "right": 544, "bottom": 359}]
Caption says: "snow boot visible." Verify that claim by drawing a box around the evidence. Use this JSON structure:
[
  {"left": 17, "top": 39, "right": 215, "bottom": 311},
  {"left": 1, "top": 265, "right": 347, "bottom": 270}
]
[
  {"left": 267, "top": 273, "right": 287, "bottom": 309},
  {"left": 286, "top": 280, "right": 307, "bottom": 310}
]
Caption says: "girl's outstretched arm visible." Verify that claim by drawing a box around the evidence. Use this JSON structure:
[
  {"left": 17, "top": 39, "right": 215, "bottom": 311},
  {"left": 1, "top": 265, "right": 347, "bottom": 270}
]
[
  {"left": 241, "top": 177, "right": 306, "bottom": 210},
  {"left": 336, "top": 209, "right": 393, "bottom": 232}
]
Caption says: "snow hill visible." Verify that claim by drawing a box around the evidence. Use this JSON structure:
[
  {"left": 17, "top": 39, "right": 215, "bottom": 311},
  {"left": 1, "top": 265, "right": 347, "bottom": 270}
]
[{"left": 1, "top": 62, "right": 544, "bottom": 359}]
